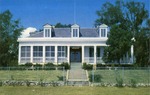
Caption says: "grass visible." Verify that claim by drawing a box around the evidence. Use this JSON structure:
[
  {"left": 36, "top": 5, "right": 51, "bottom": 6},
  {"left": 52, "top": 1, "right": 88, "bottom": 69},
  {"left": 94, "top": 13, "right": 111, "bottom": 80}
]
[
  {"left": 0, "top": 86, "right": 149, "bottom": 95},
  {"left": 0, "top": 70, "right": 65, "bottom": 81},
  {"left": 89, "top": 69, "right": 150, "bottom": 84}
]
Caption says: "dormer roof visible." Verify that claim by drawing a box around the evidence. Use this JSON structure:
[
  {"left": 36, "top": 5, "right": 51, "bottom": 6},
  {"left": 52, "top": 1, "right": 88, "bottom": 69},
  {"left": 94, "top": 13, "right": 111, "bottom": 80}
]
[
  {"left": 71, "top": 24, "right": 79, "bottom": 28},
  {"left": 43, "top": 23, "right": 52, "bottom": 28},
  {"left": 99, "top": 24, "right": 108, "bottom": 28}
]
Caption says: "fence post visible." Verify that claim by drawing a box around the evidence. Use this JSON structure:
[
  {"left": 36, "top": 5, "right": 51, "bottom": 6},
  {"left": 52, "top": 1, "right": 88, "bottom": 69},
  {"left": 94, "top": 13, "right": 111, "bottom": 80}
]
[
  {"left": 148, "top": 67, "right": 150, "bottom": 86},
  {"left": 63, "top": 67, "right": 65, "bottom": 83},
  {"left": 92, "top": 68, "right": 94, "bottom": 84}
]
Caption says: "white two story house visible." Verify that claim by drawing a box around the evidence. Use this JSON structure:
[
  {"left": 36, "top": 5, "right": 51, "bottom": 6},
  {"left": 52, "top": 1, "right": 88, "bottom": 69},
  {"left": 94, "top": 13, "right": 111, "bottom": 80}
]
[{"left": 17, "top": 23, "right": 108, "bottom": 65}]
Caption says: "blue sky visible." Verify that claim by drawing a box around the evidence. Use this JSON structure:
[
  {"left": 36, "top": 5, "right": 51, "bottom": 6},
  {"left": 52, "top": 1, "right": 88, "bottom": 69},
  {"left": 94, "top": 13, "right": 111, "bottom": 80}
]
[{"left": 0, "top": 0, "right": 149, "bottom": 29}]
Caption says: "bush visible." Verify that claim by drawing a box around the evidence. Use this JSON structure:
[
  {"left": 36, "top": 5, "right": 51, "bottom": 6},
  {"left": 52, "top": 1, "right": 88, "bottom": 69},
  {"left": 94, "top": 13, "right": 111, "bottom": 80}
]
[
  {"left": 34, "top": 63, "right": 42, "bottom": 67},
  {"left": 89, "top": 74, "right": 102, "bottom": 82},
  {"left": 116, "top": 76, "right": 123, "bottom": 87},
  {"left": 130, "top": 79, "right": 137, "bottom": 88},
  {"left": 0, "top": 80, "right": 2, "bottom": 87},
  {"left": 44, "top": 63, "right": 56, "bottom": 70},
  {"left": 25, "top": 62, "right": 33, "bottom": 67},
  {"left": 45, "top": 62, "right": 55, "bottom": 67},
  {"left": 82, "top": 62, "right": 93, "bottom": 70},
  {"left": 58, "top": 62, "right": 70, "bottom": 70}
]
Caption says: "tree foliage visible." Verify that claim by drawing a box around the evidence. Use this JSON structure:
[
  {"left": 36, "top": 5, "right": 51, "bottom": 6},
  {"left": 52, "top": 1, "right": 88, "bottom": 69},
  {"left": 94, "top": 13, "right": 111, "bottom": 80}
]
[
  {"left": 96, "top": 0, "right": 149, "bottom": 66},
  {"left": 0, "top": 10, "right": 23, "bottom": 66},
  {"left": 55, "top": 22, "right": 71, "bottom": 28}
]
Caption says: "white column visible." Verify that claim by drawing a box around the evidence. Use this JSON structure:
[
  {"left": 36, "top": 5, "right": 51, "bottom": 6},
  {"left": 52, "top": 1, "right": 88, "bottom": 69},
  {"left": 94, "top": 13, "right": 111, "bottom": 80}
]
[
  {"left": 82, "top": 45, "right": 85, "bottom": 64},
  {"left": 94, "top": 46, "right": 97, "bottom": 64},
  {"left": 106, "top": 29, "right": 108, "bottom": 37},
  {"left": 67, "top": 46, "right": 70, "bottom": 64},
  {"left": 18, "top": 45, "right": 21, "bottom": 64},
  {"left": 131, "top": 45, "right": 134, "bottom": 64},
  {"left": 43, "top": 45, "right": 45, "bottom": 64},
  {"left": 30, "top": 45, "right": 33, "bottom": 63},
  {"left": 55, "top": 46, "right": 58, "bottom": 64}
]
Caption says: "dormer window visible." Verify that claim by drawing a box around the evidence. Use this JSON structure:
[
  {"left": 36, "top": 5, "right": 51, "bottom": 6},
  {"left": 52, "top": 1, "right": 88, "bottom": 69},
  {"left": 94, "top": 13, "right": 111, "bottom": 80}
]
[
  {"left": 101, "top": 29, "right": 106, "bottom": 37},
  {"left": 99, "top": 24, "right": 108, "bottom": 37},
  {"left": 71, "top": 24, "right": 79, "bottom": 38},
  {"left": 73, "top": 29, "right": 78, "bottom": 37},
  {"left": 45, "top": 29, "right": 51, "bottom": 37},
  {"left": 43, "top": 24, "right": 52, "bottom": 37}
]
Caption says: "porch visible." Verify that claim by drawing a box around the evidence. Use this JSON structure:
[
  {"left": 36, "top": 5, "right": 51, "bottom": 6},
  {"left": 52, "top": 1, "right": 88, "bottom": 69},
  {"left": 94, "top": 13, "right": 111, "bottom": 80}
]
[{"left": 19, "top": 45, "right": 105, "bottom": 64}]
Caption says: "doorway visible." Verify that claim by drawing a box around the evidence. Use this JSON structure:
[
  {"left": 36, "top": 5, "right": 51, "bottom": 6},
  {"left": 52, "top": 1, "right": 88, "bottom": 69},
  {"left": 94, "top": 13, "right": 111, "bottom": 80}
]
[{"left": 70, "top": 46, "right": 82, "bottom": 62}]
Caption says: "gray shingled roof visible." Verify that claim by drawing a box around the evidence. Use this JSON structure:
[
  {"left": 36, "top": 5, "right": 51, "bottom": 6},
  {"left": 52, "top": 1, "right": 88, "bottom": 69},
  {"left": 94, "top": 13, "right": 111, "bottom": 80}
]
[{"left": 29, "top": 28, "right": 99, "bottom": 38}]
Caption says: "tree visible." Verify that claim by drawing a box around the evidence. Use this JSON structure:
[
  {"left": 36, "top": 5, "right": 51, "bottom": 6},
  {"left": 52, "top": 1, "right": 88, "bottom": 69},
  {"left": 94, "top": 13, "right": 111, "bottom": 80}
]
[
  {"left": 0, "top": 10, "right": 23, "bottom": 66},
  {"left": 55, "top": 22, "right": 71, "bottom": 28},
  {"left": 95, "top": 0, "right": 149, "bottom": 66}
]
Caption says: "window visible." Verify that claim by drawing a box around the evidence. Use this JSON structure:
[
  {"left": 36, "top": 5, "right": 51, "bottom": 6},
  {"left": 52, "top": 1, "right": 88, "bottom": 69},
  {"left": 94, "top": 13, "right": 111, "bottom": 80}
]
[
  {"left": 45, "top": 29, "right": 51, "bottom": 37},
  {"left": 58, "top": 46, "right": 66, "bottom": 57},
  {"left": 21, "top": 46, "right": 30, "bottom": 57},
  {"left": 89, "top": 47, "right": 94, "bottom": 57},
  {"left": 101, "top": 29, "right": 106, "bottom": 37},
  {"left": 46, "top": 46, "right": 55, "bottom": 57},
  {"left": 73, "top": 29, "right": 78, "bottom": 37},
  {"left": 97, "top": 47, "right": 100, "bottom": 57},
  {"left": 33, "top": 46, "right": 43, "bottom": 57}
]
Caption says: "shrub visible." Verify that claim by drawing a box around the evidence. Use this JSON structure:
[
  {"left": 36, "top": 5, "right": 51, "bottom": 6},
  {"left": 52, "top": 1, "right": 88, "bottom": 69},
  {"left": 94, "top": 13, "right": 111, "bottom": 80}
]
[
  {"left": 116, "top": 76, "right": 123, "bottom": 87},
  {"left": 130, "top": 79, "right": 137, "bottom": 88},
  {"left": 82, "top": 62, "right": 93, "bottom": 70},
  {"left": 96, "top": 63, "right": 106, "bottom": 67},
  {"left": 34, "top": 63, "right": 43, "bottom": 70},
  {"left": 58, "top": 62, "right": 70, "bottom": 70},
  {"left": 44, "top": 63, "right": 56, "bottom": 70},
  {"left": 0, "top": 80, "right": 2, "bottom": 87},
  {"left": 89, "top": 74, "right": 102, "bottom": 82},
  {"left": 45, "top": 62, "right": 55, "bottom": 67},
  {"left": 25, "top": 62, "right": 33, "bottom": 67}
]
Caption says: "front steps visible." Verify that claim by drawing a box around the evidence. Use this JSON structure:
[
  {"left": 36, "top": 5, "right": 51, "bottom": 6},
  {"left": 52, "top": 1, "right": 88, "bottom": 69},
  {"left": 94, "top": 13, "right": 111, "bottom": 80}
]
[{"left": 66, "top": 69, "right": 89, "bottom": 86}]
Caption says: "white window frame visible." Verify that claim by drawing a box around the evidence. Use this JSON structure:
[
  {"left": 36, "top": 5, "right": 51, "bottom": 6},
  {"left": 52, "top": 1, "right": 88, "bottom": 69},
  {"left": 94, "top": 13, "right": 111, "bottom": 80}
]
[
  {"left": 58, "top": 46, "right": 66, "bottom": 57},
  {"left": 21, "top": 46, "right": 31, "bottom": 62},
  {"left": 44, "top": 28, "right": 51, "bottom": 37},
  {"left": 100, "top": 28, "right": 107, "bottom": 37},
  {"left": 46, "top": 46, "right": 55, "bottom": 57},
  {"left": 72, "top": 28, "right": 79, "bottom": 38}
]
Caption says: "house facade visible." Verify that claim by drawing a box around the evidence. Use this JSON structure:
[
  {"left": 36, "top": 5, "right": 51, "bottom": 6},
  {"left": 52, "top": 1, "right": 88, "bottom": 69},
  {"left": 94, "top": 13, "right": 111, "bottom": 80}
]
[{"left": 17, "top": 24, "right": 108, "bottom": 65}]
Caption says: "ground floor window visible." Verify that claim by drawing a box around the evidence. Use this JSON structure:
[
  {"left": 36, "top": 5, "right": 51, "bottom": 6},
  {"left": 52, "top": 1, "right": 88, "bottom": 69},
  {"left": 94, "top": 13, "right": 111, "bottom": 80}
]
[
  {"left": 58, "top": 46, "right": 67, "bottom": 57},
  {"left": 46, "top": 46, "right": 55, "bottom": 57},
  {"left": 89, "top": 47, "right": 94, "bottom": 57},
  {"left": 21, "top": 46, "right": 30, "bottom": 57},
  {"left": 21, "top": 46, "right": 30, "bottom": 62},
  {"left": 33, "top": 46, "right": 43, "bottom": 57}
]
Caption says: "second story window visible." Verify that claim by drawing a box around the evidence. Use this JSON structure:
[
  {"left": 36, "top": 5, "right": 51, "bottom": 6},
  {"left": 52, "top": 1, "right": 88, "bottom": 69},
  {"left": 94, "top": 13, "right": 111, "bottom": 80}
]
[
  {"left": 101, "top": 29, "right": 106, "bottom": 37},
  {"left": 45, "top": 29, "right": 51, "bottom": 37},
  {"left": 73, "top": 29, "right": 78, "bottom": 37}
]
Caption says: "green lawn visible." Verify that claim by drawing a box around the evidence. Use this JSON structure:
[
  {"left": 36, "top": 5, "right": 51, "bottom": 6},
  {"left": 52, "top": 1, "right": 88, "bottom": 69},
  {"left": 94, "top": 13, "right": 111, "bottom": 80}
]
[
  {"left": 0, "top": 70, "right": 65, "bottom": 81},
  {"left": 0, "top": 86, "right": 149, "bottom": 95},
  {"left": 89, "top": 69, "right": 150, "bottom": 84}
]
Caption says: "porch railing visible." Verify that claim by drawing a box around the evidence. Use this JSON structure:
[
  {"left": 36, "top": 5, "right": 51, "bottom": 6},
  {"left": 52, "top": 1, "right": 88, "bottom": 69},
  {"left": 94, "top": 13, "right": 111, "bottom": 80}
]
[
  {"left": 33, "top": 57, "right": 43, "bottom": 63},
  {"left": 20, "top": 57, "right": 30, "bottom": 63},
  {"left": 45, "top": 57, "right": 55, "bottom": 63},
  {"left": 84, "top": 57, "right": 94, "bottom": 63},
  {"left": 58, "top": 57, "right": 68, "bottom": 63}
]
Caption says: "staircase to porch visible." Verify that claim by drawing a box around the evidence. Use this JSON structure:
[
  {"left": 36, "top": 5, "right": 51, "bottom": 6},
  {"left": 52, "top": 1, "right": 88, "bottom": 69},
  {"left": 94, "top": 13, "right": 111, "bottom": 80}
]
[{"left": 66, "top": 63, "right": 89, "bottom": 86}]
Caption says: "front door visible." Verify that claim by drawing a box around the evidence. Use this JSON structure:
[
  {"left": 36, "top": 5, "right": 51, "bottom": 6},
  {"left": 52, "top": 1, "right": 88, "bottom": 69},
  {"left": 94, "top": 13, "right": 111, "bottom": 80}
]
[{"left": 70, "top": 47, "right": 81, "bottom": 62}]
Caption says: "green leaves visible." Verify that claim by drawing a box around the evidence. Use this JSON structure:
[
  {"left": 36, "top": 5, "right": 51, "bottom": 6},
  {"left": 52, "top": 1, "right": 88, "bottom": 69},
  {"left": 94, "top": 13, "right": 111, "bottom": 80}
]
[
  {"left": 0, "top": 10, "right": 23, "bottom": 66},
  {"left": 96, "top": 1, "right": 149, "bottom": 65}
]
